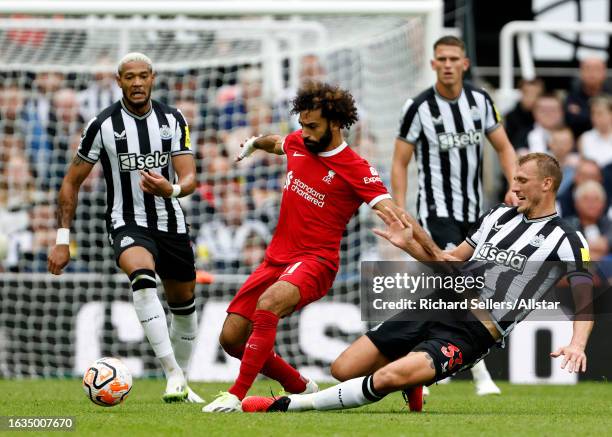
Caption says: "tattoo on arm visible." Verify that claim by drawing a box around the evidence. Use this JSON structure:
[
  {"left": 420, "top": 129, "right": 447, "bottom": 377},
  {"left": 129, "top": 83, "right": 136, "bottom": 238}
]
[{"left": 72, "top": 155, "right": 86, "bottom": 166}]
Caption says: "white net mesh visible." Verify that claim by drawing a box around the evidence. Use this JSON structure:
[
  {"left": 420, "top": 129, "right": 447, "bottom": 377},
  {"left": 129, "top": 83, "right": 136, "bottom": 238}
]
[{"left": 0, "top": 15, "right": 428, "bottom": 379}]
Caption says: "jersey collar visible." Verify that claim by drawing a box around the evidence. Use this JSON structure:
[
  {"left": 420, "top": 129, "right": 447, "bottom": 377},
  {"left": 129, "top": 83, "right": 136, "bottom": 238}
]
[
  {"left": 433, "top": 85, "right": 464, "bottom": 104},
  {"left": 120, "top": 98, "right": 153, "bottom": 120},
  {"left": 522, "top": 211, "right": 558, "bottom": 223},
  {"left": 318, "top": 141, "right": 348, "bottom": 157}
]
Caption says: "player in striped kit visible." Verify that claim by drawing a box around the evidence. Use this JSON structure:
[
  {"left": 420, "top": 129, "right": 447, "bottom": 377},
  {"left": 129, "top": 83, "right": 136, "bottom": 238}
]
[
  {"left": 391, "top": 35, "right": 519, "bottom": 395},
  {"left": 48, "top": 53, "right": 202, "bottom": 403},
  {"left": 242, "top": 153, "right": 594, "bottom": 413}
]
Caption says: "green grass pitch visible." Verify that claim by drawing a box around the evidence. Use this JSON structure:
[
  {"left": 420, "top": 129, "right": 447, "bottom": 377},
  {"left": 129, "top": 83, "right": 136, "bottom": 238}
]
[{"left": 1, "top": 379, "right": 611, "bottom": 436}]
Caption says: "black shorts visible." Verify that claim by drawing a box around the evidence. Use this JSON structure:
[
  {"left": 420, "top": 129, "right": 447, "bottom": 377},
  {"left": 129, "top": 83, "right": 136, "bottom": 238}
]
[
  {"left": 365, "top": 312, "right": 496, "bottom": 383},
  {"left": 110, "top": 225, "right": 196, "bottom": 282},
  {"left": 425, "top": 217, "right": 474, "bottom": 250}
]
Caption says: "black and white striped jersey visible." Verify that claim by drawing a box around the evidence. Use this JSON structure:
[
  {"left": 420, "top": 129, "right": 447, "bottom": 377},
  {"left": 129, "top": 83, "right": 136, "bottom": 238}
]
[
  {"left": 464, "top": 204, "right": 591, "bottom": 335},
  {"left": 397, "top": 84, "right": 501, "bottom": 223},
  {"left": 77, "top": 99, "right": 193, "bottom": 234}
]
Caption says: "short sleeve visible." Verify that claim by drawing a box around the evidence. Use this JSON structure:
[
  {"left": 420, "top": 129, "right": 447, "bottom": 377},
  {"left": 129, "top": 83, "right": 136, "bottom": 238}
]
[
  {"left": 171, "top": 109, "right": 193, "bottom": 156},
  {"left": 76, "top": 117, "right": 102, "bottom": 164},
  {"left": 556, "top": 231, "right": 592, "bottom": 279},
  {"left": 466, "top": 208, "right": 496, "bottom": 248},
  {"left": 482, "top": 90, "right": 502, "bottom": 133},
  {"left": 282, "top": 130, "right": 302, "bottom": 154},
  {"left": 326, "top": 155, "right": 390, "bottom": 207},
  {"left": 397, "top": 98, "right": 421, "bottom": 144}
]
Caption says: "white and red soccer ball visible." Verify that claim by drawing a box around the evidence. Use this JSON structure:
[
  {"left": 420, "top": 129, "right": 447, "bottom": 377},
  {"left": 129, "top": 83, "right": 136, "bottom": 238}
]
[{"left": 82, "top": 357, "right": 132, "bottom": 407}]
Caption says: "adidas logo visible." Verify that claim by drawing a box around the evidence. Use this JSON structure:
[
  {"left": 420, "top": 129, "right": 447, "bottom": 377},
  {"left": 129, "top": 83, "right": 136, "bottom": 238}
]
[
  {"left": 114, "top": 130, "right": 126, "bottom": 140},
  {"left": 120, "top": 236, "right": 135, "bottom": 248}
]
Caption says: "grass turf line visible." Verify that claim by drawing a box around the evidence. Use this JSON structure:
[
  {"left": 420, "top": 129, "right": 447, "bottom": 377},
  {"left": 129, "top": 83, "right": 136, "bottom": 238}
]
[{"left": 0, "top": 380, "right": 611, "bottom": 436}]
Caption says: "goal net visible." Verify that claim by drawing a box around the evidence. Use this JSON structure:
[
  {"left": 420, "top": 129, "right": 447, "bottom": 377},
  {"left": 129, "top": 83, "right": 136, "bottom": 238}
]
[{"left": 0, "top": 12, "right": 433, "bottom": 380}]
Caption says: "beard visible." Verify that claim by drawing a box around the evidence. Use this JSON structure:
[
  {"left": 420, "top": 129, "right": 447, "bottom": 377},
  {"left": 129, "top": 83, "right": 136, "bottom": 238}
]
[{"left": 303, "top": 125, "right": 333, "bottom": 154}]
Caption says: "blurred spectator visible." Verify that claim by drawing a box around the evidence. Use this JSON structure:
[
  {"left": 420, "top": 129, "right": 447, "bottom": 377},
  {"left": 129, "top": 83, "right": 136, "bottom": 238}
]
[
  {"left": 175, "top": 97, "right": 201, "bottom": 145},
  {"left": 224, "top": 100, "right": 276, "bottom": 159},
  {"left": 196, "top": 190, "right": 271, "bottom": 272},
  {"left": 46, "top": 88, "right": 84, "bottom": 190},
  {"left": 0, "top": 153, "right": 37, "bottom": 271},
  {"left": 217, "top": 67, "right": 263, "bottom": 132},
  {"left": 578, "top": 96, "right": 612, "bottom": 167},
  {"left": 0, "top": 83, "right": 25, "bottom": 132},
  {"left": 565, "top": 57, "right": 612, "bottom": 137},
  {"left": 557, "top": 158, "right": 603, "bottom": 217},
  {"left": 240, "top": 233, "right": 267, "bottom": 272},
  {"left": 548, "top": 127, "right": 580, "bottom": 197},
  {"left": 522, "top": 93, "right": 564, "bottom": 154},
  {"left": 23, "top": 71, "right": 64, "bottom": 182},
  {"left": 566, "top": 180, "right": 612, "bottom": 261},
  {"left": 77, "top": 56, "right": 122, "bottom": 121},
  {"left": 504, "top": 78, "right": 544, "bottom": 149}
]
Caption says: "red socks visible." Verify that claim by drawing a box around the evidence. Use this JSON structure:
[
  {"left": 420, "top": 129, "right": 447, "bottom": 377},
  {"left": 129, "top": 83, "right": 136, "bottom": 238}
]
[
  {"left": 229, "top": 309, "right": 280, "bottom": 400},
  {"left": 261, "top": 351, "right": 307, "bottom": 394}
]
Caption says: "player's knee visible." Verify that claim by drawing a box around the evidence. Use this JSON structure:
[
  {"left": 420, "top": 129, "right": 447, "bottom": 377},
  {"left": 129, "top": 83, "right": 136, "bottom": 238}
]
[
  {"left": 330, "top": 358, "right": 353, "bottom": 381},
  {"left": 218, "top": 331, "right": 244, "bottom": 359}
]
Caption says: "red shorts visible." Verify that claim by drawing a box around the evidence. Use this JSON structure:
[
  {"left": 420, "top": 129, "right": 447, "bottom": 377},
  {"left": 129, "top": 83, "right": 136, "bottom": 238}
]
[{"left": 227, "top": 258, "right": 337, "bottom": 321}]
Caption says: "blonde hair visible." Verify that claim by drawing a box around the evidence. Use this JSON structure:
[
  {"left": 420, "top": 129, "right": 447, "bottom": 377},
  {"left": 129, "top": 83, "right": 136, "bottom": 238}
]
[{"left": 117, "top": 52, "right": 153, "bottom": 75}]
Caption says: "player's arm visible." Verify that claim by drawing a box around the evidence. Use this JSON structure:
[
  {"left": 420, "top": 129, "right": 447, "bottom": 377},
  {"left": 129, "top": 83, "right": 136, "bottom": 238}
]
[
  {"left": 487, "top": 124, "right": 518, "bottom": 206},
  {"left": 48, "top": 155, "right": 95, "bottom": 275},
  {"left": 444, "top": 241, "right": 475, "bottom": 261},
  {"left": 235, "top": 134, "right": 285, "bottom": 162},
  {"left": 373, "top": 198, "right": 443, "bottom": 260},
  {"left": 390, "top": 139, "right": 415, "bottom": 210},
  {"left": 139, "top": 154, "right": 196, "bottom": 198}
]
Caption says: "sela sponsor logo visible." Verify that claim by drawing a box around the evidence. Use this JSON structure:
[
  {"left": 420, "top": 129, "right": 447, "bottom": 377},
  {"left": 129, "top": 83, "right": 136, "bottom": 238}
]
[
  {"left": 120, "top": 236, "right": 135, "bottom": 248},
  {"left": 118, "top": 150, "right": 170, "bottom": 171},
  {"left": 474, "top": 243, "right": 527, "bottom": 272},
  {"left": 323, "top": 170, "right": 336, "bottom": 184},
  {"left": 437, "top": 129, "right": 482, "bottom": 151}
]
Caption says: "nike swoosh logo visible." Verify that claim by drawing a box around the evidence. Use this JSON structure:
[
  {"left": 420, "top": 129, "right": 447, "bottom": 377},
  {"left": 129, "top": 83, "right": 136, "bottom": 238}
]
[{"left": 293, "top": 152, "right": 305, "bottom": 157}]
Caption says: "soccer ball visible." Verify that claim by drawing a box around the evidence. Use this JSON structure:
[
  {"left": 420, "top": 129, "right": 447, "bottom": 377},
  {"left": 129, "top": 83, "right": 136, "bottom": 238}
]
[{"left": 82, "top": 357, "right": 132, "bottom": 407}]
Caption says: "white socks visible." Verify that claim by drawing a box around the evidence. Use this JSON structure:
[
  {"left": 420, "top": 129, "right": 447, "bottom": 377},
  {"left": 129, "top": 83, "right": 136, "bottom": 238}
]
[
  {"left": 470, "top": 359, "right": 493, "bottom": 381},
  {"left": 169, "top": 305, "right": 198, "bottom": 376},
  {"left": 288, "top": 375, "right": 385, "bottom": 411}
]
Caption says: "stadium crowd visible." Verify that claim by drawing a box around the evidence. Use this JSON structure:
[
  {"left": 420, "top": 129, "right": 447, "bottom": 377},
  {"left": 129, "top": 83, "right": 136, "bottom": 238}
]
[{"left": 0, "top": 56, "right": 610, "bottom": 274}]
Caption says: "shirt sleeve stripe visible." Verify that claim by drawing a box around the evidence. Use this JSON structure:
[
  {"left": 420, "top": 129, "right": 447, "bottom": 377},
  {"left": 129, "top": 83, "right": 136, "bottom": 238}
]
[{"left": 368, "top": 193, "right": 392, "bottom": 208}]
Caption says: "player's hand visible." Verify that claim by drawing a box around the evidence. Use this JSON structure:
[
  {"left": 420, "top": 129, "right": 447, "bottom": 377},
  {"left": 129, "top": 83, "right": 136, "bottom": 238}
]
[
  {"left": 440, "top": 251, "right": 461, "bottom": 261},
  {"left": 504, "top": 189, "right": 519, "bottom": 206},
  {"left": 48, "top": 244, "right": 70, "bottom": 275},
  {"left": 235, "top": 136, "right": 259, "bottom": 162},
  {"left": 139, "top": 170, "right": 172, "bottom": 197},
  {"left": 372, "top": 206, "right": 414, "bottom": 251},
  {"left": 550, "top": 344, "right": 587, "bottom": 373}
]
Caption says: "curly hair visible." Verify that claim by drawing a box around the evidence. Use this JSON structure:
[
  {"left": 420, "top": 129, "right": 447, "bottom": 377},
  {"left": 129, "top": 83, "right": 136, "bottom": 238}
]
[{"left": 291, "top": 81, "right": 359, "bottom": 129}]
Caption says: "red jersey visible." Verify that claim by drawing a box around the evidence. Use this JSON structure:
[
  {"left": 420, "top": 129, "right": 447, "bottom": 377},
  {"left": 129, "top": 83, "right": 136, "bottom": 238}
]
[{"left": 265, "top": 130, "right": 391, "bottom": 271}]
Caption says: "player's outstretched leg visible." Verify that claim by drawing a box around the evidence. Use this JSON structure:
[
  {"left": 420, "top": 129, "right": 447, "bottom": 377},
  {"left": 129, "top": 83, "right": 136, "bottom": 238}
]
[
  {"left": 203, "top": 281, "right": 300, "bottom": 413},
  {"left": 219, "top": 313, "right": 317, "bottom": 396},
  {"left": 471, "top": 360, "right": 501, "bottom": 396},
  {"left": 164, "top": 279, "right": 204, "bottom": 403},
  {"left": 243, "top": 351, "right": 435, "bottom": 413}
]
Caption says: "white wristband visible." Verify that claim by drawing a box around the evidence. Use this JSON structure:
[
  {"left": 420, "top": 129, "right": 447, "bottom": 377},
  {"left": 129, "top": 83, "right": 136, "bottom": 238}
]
[
  {"left": 237, "top": 135, "right": 261, "bottom": 160},
  {"left": 170, "top": 184, "right": 181, "bottom": 198},
  {"left": 56, "top": 228, "right": 70, "bottom": 245}
]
